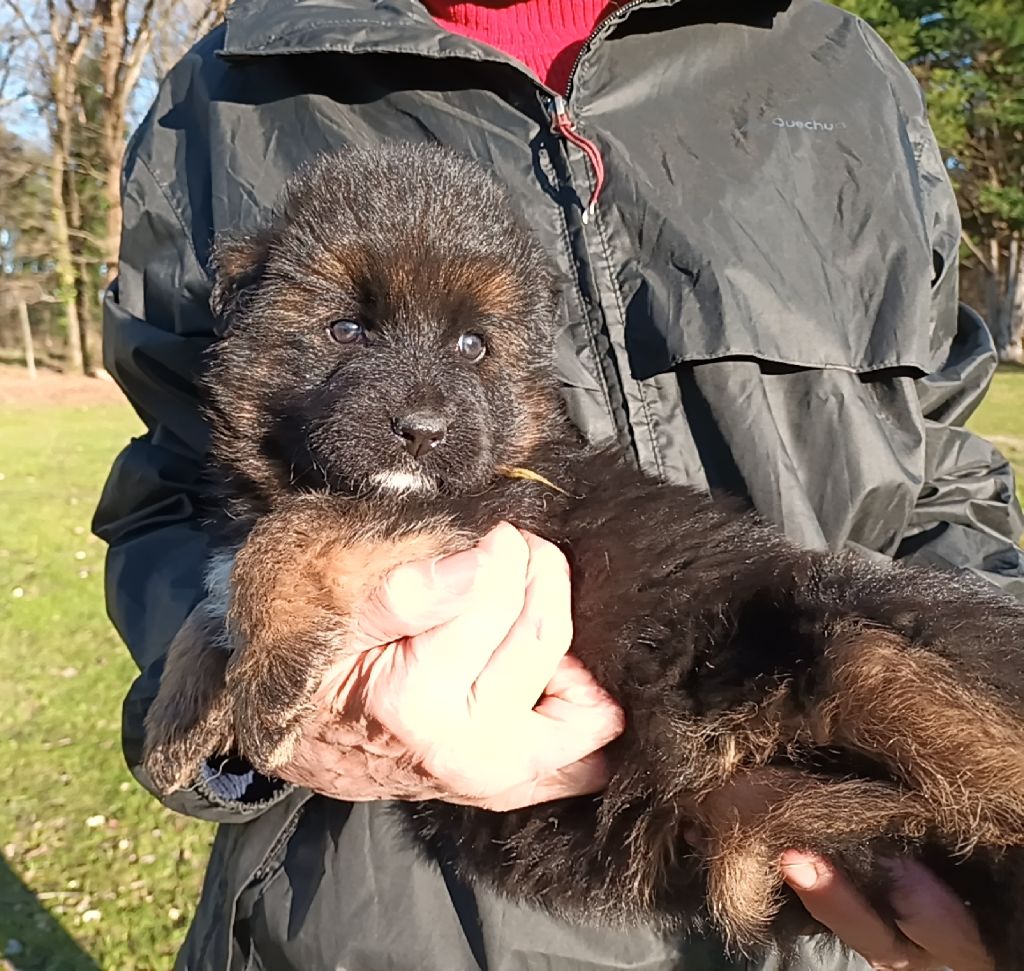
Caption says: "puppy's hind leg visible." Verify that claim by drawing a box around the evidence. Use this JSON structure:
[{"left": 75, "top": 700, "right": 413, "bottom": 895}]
[
  {"left": 813, "top": 627, "right": 1024, "bottom": 850},
  {"left": 802, "top": 557, "right": 1024, "bottom": 852},
  {"left": 142, "top": 600, "right": 235, "bottom": 795},
  {"left": 691, "top": 767, "right": 931, "bottom": 956}
]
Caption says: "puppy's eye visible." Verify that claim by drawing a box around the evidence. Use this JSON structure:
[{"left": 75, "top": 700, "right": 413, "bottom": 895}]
[
  {"left": 328, "top": 319, "right": 364, "bottom": 344},
  {"left": 456, "top": 333, "right": 486, "bottom": 363}
]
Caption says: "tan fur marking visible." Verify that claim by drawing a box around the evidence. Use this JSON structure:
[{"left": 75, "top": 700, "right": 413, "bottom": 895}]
[
  {"left": 695, "top": 767, "right": 928, "bottom": 948},
  {"left": 505, "top": 385, "right": 561, "bottom": 468},
  {"left": 460, "top": 262, "right": 523, "bottom": 319},
  {"left": 815, "top": 631, "right": 1024, "bottom": 849}
]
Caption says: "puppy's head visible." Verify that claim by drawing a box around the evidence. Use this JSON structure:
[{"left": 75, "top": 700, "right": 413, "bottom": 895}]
[{"left": 204, "top": 144, "right": 562, "bottom": 504}]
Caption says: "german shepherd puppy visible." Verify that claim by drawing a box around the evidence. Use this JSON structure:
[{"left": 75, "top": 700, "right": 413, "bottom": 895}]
[{"left": 143, "top": 143, "right": 1024, "bottom": 963}]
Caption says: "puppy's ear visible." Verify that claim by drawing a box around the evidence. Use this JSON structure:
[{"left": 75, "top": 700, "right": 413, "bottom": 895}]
[{"left": 209, "top": 230, "right": 273, "bottom": 333}]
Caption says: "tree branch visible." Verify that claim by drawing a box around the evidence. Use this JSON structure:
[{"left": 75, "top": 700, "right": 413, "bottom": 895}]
[
  {"left": 962, "top": 231, "right": 997, "bottom": 276},
  {"left": 190, "top": 0, "right": 230, "bottom": 42},
  {"left": 65, "top": 226, "right": 110, "bottom": 248},
  {"left": 2, "top": 0, "right": 48, "bottom": 57}
]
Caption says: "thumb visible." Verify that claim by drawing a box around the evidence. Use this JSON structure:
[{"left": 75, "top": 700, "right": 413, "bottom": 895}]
[{"left": 348, "top": 543, "right": 484, "bottom": 649}]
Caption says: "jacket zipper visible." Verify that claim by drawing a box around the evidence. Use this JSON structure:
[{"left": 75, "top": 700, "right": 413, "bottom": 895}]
[
  {"left": 547, "top": 95, "right": 606, "bottom": 223},
  {"left": 546, "top": 0, "right": 651, "bottom": 222},
  {"left": 565, "top": 0, "right": 650, "bottom": 97}
]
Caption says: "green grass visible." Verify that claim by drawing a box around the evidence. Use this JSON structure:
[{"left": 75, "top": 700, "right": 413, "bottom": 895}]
[
  {"left": 966, "top": 364, "right": 1024, "bottom": 508},
  {"left": 0, "top": 369, "right": 1020, "bottom": 970},
  {"left": 0, "top": 403, "right": 213, "bottom": 971}
]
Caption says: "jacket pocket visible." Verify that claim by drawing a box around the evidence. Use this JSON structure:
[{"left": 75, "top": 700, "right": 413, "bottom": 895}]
[
  {"left": 619, "top": 193, "right": 941, "bottom": 382},
  {"left": 607, "top": 65, "right": 946, "bottom": 382}
]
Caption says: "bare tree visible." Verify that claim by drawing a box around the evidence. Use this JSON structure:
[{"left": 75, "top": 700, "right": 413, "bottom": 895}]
[
  {"left": 1, "top": 0, "right": 229, "bottom": 373},
  {"left": 149, "top": 0, "right": 231, "bottom": 79},
  {"left": 1, "top": 0, "right": 99, "bottom": 373},
  {"left": 96, "top": 0, "right": 231, "bottom": 284}
]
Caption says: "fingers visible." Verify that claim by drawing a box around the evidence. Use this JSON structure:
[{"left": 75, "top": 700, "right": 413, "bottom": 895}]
[
  {"left": 780, "top": 851, "right": 935, "bottom": 970},
  {"left": 347, "top": 544, "right": 483, "bottom": 649},
  {"left": 492, "top": 656, "right": 624, "bottom": 784},
  {"left": 888, "top": 859, "right": 994, "bottom": 971},
  {"left": 469, "top": 529, "right": 574, "bottom": 712},
  {"left": 532, "top": 655, "right": 624, "bottom": 745},
  {"left": 350, "top": 522, "right": 527, "bottom": 663},
  {"left": 295, "top": 522, "right": 622, "bottom": 810},
  {"left": 457, "top": 750, "right": 612, "bottom": 812},
  {"left": 402, "top": 522, "right": 531, "bottom": 689},
  {"left": 780, "top": 851, "right": 994, "bottom": 971}
]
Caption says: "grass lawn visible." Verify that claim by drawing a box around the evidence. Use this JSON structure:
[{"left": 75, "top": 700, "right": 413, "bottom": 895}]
[
  {"left": 0, "top": 382, "right": 214, "bottom": 971},
  {"left": 966, "top": 364, "right": 1024, "bottom": 508},
  {"left": 0, "top": 365, "right": 1020, "bottom": 970}
]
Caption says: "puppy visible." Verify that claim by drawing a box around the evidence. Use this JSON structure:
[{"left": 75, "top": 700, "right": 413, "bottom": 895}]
[{"left": 143, "top": 143, "right": 1024, "bottom": 963}]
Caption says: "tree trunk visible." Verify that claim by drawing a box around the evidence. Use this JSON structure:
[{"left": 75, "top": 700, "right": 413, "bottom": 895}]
[
  {"left": 98, "top": 0, "right": 125, "bottom": 285},
  {"left": 49, "top": 56, "right": 85, "bottom": 375},
  {"left": 1006, "top": 243, "right": 1024, "bottom": 365},
  {"left": 74, "top": 260, "right": 96, "bottom": 376},
  {"left": 64, "top": 160, "right": 97, "bottom": 377},
  {"left": 17, "top": 298, "right": 36, "bottom": 379},
  {"left": 50, "top": 164, "right": 83, "bottom": 373},
  {"left": 995, "top": 236, "right": 1024, "bottom": 364},
  {"left": 103, "top": 160, "right": 121, "bottom": 285},
  {"left": 96, "top": 0, "right": 156, "bottom": 288}
]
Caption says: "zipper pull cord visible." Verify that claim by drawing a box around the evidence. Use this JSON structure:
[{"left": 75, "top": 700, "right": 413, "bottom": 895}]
[{"left": 549, "top": 96, "right": 606, "bottom": 224}]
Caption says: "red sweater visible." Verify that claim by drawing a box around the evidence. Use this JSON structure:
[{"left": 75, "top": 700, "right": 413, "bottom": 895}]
[{"left": 423, "top": 0, "right": 616, "bottom": 94}]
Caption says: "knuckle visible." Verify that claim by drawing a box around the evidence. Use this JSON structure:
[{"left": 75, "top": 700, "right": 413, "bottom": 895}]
[
  {"left": 597, "top": 703, "right": 627, "bottom": 739},
  {"left": 530, "top": 535, "right": 570, "bottom": 576},
  {"left": 378, "top": 561, "right": 427, "bottom": 612},
  {"left": 491, "top": 520, "right": 529, "bottom": 556},
  {"left": 535, "top": 612, "right": 573, "bottom": 652}
]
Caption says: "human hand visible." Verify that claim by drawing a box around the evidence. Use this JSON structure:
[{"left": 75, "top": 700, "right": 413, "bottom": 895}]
[
  {"left": 274, "top": 522, "right": 625, "bottom": 810},
  {"left": 781, "top": 851, "right": 994, "bottom": 971}
]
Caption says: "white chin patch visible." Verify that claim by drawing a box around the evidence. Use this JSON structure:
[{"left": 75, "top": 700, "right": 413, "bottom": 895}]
[{"left": 369, "top": 470, "right": 434, "bottom": 495}]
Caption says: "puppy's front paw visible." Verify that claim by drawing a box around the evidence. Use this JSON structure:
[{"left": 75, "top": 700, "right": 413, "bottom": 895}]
[
  {"left": 143, "top": 602, "right": 234, "bottom": 795},
  {"left": 228, "top": 643, "right": 323, "bottom": 774},
  {"left": 221, "top": 496, "right": 471, "bottom": 773}
]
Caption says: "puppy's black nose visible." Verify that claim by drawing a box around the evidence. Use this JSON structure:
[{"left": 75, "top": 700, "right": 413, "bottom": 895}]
[{"left": 391, "top": 411, "right": 447, "bottom": 459}]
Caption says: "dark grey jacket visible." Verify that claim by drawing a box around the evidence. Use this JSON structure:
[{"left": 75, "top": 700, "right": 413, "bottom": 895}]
[{"left": 93, "top": 0, "right": 1024, "bottom": 968}]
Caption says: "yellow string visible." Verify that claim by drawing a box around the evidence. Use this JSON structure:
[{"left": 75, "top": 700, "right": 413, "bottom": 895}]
[{"left": 499, "top": 466, "right": 571, "bottom": 496}]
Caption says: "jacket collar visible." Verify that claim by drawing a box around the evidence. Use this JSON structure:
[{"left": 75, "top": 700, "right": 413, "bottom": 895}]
[
  {"left": 223, "top": 0, "right": 449, "bottom": 58},
  {"left": 220, "top": 0, "right": 770, "bottom": 59},
  {"left": 222, "top": 0, "right": 792, "bottom": 61}
]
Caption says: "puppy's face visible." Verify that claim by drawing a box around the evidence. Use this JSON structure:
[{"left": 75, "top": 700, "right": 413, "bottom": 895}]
[{"left": 204, "top": 147, "right": 561, "bottom": 505}]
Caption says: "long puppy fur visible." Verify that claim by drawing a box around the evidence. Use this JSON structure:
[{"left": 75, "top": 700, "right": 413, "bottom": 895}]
[{"left": 143, "top": 143, "right": 1024, "bottom": 965}]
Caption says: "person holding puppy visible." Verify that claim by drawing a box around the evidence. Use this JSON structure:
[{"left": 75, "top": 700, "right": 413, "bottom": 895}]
[{"left": 95, "top": 1, "right": 1023, "bottom": 969}]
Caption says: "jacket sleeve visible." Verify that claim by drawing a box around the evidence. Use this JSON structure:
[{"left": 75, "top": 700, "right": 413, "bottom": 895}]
[
  {"left": 880, "top": 30, "right": 1024, "bottom": 597},
  {"left": 92, "top": 35, "right": 293, "bottom": 821},
  {"left": 896, "top": 303, "right": 1024, "bottom": 598}
]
